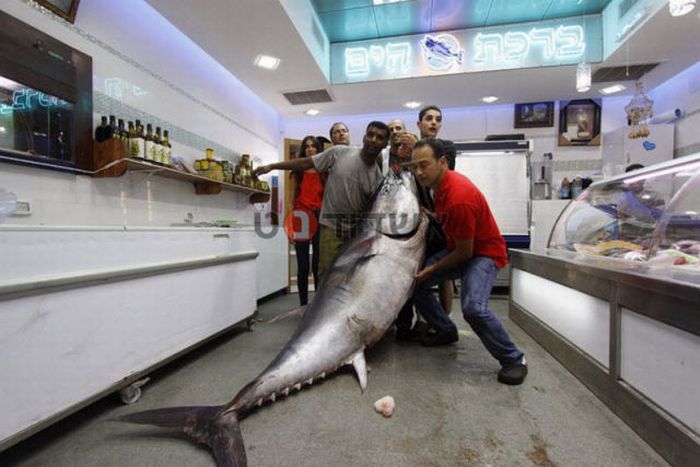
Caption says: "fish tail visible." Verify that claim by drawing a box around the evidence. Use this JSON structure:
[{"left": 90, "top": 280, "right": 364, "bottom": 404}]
[{"left": 119, "top": 405, "right": 247, "bottom": 467}]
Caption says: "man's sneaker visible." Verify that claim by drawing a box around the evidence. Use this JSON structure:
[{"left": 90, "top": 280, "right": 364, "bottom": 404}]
[
  {"left": 421, "top": 330, "right": 458, "bottom": 347},
  {"left": 497, "top": 357, "right": 528, "bottom": 385},
  {"left": 396, "top": 327, "right": 421, "bottom": 342}
]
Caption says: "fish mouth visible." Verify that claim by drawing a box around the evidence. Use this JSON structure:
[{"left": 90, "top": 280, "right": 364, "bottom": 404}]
[{"left": 379, "top": 222, "right": 421, "bottom": 240}]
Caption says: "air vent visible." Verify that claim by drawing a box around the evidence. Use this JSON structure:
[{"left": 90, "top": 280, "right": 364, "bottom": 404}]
[
  {"left": 592, "top": 63, "right": 659, "bottom": 83},
  {"left": 283, "top": 89, "right": 333, "bottom": 105}
]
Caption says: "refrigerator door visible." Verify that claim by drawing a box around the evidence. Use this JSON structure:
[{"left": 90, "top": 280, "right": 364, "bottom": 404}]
[{"left": 454, "top": 151, "right": 530, "bottom": 236}]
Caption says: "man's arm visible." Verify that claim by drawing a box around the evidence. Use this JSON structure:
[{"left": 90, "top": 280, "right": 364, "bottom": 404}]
[
  {"left": 253, "top": 157, "right": 314, "bottom": 176},
  {"left": 415, "top": 238, "right": 473, "bottom": 283}
]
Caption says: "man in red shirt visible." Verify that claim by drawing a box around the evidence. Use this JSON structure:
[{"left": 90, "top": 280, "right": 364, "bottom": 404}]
[{"left": 410, "top": 138, "right": 527, "bottom": 385}]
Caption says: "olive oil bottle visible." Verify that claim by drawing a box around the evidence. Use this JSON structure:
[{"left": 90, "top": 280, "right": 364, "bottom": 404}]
[
  {"left": 144, "top": 123, "right": 156, "bottom": 162},
  {"left": 129, "top": 119, "right": 145, "bottom": 159},
  {"left": 162, "top": 129, "right": 172, "bottom": 166}
]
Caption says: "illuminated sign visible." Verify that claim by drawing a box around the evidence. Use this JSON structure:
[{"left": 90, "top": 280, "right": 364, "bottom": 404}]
[
  {"left": 104, "top": 78, "right": 148, "bottom": 99},
  {"left": 345, "top": 42, "right": 412, "bottom": 78},
  {"left": 331, "top": 17, "right": 602, "bottom": 84},
  {"left": 420, "top": 34, "right": 464, "bottom": 70},
  {"left": 0, "top": 89, "right": 70, "bottom": 114}
]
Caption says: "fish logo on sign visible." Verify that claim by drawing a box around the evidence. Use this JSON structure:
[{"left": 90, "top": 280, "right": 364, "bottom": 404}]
[{"left": 420, "top": 34, "right": 464, "bottom": 71}]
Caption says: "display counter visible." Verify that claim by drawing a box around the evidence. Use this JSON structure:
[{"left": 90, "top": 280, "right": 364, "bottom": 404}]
[{"left": 509, "top": 155, "right": 700, "bottom": 465}]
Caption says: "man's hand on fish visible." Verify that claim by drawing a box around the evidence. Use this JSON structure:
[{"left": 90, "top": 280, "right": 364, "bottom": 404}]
[
  {"left": 415, "top": 264, "right": 436, "bottom": 284},
  {"left": 396, "top": 132, "right": 417, "bottom": 160}
]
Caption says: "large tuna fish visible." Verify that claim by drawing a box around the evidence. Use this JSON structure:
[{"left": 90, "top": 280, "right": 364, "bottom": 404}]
[{"left": 121, "top": 170, "right": 427, "bottom": 466}]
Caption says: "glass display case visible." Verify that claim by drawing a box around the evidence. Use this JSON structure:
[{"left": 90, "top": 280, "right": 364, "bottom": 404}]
[{"left": 548, "top": 154, "right": 700, "bottom": 278}]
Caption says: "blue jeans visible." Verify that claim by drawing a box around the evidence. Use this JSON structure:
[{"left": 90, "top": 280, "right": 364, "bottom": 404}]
[{"left": 412, "top": 250, "right": 523, "bottom": 365}]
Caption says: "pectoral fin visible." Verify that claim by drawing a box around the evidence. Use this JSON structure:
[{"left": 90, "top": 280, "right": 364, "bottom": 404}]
[{"left": 348, "top": 350, "right": 367, "bottom": 392}]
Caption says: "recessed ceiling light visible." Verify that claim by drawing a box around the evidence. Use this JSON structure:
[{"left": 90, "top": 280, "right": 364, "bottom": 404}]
[
  {"left": 304, "top": 109, "right": 320, "bottom": 116},
  {"left": 403, "top": 101, "right": 421, "bottom": 109},
  {"left": 599, "top": 84, "right": 626, "bottom": 95},
  {"left": 254, "top": 54, "right": 280, "bottom": 70},
  {"left": 481, "top": 96, "right": 499, "bottom": 103}
]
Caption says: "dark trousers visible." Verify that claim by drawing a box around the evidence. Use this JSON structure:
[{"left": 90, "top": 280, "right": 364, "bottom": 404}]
[{"left": 294, "top": 210, "right": 321, "bottom": 306}]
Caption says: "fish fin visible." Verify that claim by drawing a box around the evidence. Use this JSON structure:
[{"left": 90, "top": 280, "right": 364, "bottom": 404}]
[
  {"left": 349, "top": 350, "right": 368, "bottom": 392},
  {"left": 267, "top": 305, "right": 306, "bottom": 324},
  {"left": 119, "top": 406, "right": 246, "bottom": 466}
]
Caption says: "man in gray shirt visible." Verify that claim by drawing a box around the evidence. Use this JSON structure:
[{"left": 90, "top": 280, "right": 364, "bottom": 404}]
[{"left": 254, "top": 121, "right": 390, "bottom": 278}]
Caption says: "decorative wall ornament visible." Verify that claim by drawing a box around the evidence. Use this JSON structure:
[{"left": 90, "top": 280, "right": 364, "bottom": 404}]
[
  {"left": 625, "top": 81, "right": 654, "bottom": 139},
  {"left": 558, "top": 99, "right": 602, "bottom": 146},
  {"left": 514, "top": 102, "right": 555, "bottom": 128}
]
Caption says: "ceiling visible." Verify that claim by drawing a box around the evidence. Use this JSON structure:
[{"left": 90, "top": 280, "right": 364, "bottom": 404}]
[
  {"left": 144, "top": 0, "right": 700, "bottom": 121},
  {"left": 311, "top": 0, "right": 612, "bottom": 42}
]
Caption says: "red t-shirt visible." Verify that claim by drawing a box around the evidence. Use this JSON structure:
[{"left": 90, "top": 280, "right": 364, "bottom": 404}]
[
  {"left": 433, "top": 170, "right": 508, "bottom": 269},
  {"left": 294, "top": 171, "right": 324, "bottom": 211}
]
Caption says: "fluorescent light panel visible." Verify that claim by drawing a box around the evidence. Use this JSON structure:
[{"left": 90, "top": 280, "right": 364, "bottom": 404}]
[
  {"left": 304, "top": 109, "right": 320, "bottom": 116},
  {"left": 600, "top": 84, "right": 626, "bottom": 95},
  {"left": 254, "top": 54, "right": 280, "bottom": 70},
  {"left": 403, "top": 101, "right": 421, "bottom": 109},
  {"left": 373, "top": 0, "right": 410, "bottom": 4},
  {"left": 481, "top": 96, "right": 499, "bottom": 103}
]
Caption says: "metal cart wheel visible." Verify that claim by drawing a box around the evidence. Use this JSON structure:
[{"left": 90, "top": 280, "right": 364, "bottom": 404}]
[{"left": 119, "top": 377, "right": 150, "bottom": 404}]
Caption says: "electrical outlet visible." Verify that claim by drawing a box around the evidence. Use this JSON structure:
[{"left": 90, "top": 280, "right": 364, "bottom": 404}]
[{"left": 12, "top": 201, "right": 31, "bottom": 216}]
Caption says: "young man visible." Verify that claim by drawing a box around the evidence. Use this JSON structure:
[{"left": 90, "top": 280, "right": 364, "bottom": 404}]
[
  {"left": 255, "top": 122, "right": 390, "bottom": 278},
  {"left": 410, "top": 138, "right": 527, "bottom": 385},
  {"left": 417, "top": 105, "right": 456, "bottom": 315},
  {"left": 329, "top": 122, "right": 350, "bottom": 146},
  {"left": 416, "top": 105, "right": 456, "bottom": 169}
]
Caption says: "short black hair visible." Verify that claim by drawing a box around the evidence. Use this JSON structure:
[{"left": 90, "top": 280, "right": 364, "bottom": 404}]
[
  {"left": 414, "top": 137, "right": 444, "bottom": 160},
  {"left": 329, "top": 122, "right": 348, "bottom": 139},
  {"left": 366, "top": 120, "right": 390, "bottom": 139},
  {"left": 316, "top": 136, "right": 331, "bottom": 146},
  {"left": 418, "top": 105, "right": 442, "bottom": 122}
]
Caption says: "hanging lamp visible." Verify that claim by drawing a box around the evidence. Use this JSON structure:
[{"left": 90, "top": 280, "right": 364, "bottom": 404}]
[
  {"left": 625, "top": 81, "right": 654, "bottom": 139},
  {"left": 576, "top": 61, "right": 591, "bottom": 92}
]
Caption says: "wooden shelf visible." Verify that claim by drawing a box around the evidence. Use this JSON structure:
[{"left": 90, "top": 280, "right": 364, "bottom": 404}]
[{"left": 92, "top": 140, "right": 270, "bottom": 203}]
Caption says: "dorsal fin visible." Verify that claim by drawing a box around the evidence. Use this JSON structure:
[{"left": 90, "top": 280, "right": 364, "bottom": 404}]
[{"left": 348, "top": 350, "right": 367, "bottom": 392}]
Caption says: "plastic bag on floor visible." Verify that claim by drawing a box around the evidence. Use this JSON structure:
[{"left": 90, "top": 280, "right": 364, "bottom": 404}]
[{"left": 0, "top": 186, "right": 17, "bottom": 223}]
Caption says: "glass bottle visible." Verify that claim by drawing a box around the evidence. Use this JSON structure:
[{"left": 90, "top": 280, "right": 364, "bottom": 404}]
[
  {"left": 95, "top": 115, "right": 108, "bottom": 142},
  {"left": 162, "top": 129, "right": 172, "bottom": 166},
  {"left": 144, "top": 123, "right": 155, "bottom": 162},
  {"left": 154, "top": 126, "right": 163, "bottom": 164},
  {"left": 130, "top": 120, "right": 145, "bottom": 159}
]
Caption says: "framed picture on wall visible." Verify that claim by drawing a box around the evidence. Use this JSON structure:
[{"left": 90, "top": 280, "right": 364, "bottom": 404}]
[
  {"left": 514, "top": 102, "right": 554, "bottom": 128},
  {"left": 558, "top": 99, "right": 602, "bottom": 146},
  {"left": 36, "top": 0, "right": 81, "bottom": 23}
]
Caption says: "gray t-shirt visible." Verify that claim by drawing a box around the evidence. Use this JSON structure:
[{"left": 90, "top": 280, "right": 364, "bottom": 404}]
[{"left": 312, "top": 145, "right": 382, "bottom": 233}]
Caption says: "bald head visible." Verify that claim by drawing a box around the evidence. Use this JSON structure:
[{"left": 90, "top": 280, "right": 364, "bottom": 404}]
[{"left": 387, "top": 119, "right": 406, "bottom": 145}]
